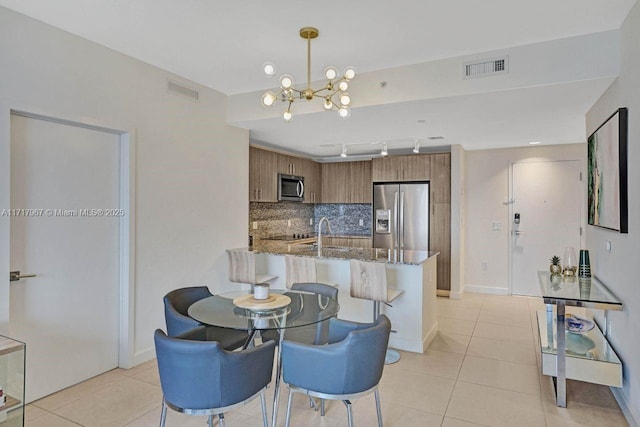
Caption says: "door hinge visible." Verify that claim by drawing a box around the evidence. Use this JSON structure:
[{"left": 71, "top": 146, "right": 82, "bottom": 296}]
[
  {"left": 580, "top": 226, "right": 583, "bottom": 236},
  {"left": 580, "top": 172, "right": 583, "bottom": 181}
]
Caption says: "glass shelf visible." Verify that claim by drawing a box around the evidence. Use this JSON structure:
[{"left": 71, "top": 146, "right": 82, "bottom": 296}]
[
  {"left": 0, "top": 335, "right": 25, "bottom": 426},
  {"left": 537, "top": 310, "right": 622, "bottom": 387},
  {"left": 537, "top": 271, "right": 622, "bottom": 310}
]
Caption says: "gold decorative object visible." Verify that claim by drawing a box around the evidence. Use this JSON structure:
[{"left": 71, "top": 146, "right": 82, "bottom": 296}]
[{"left": 261, "top": 27, "right": 356, "bottom": 121}]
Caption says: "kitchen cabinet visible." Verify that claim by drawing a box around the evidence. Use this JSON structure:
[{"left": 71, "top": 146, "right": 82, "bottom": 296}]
[
  {"left": 302, "top": 158, "right": 321, "bottom": 204},
  {"left": 0, "top": 335, "right": 25, "bottom": 426},
  {"left": 429, "top": 153, "right": 451, "bottom": 291},
  {"left": 430, "top": 153, "right": 450, "bottom": 203},
  {"left": 278, "top": 154, "right": 305, "bottom": 176},
  {"left": 249, "top": 146, "right": 278, "bottom": 202},
  {"left": 371, "top": 154, "right": 430, "bottom": 182},
  {"left": 430, "top": 202, "right": 451, "bottom": 291},
  {"left": 321, "top": 161, "right": 371, "bottom": 203}
]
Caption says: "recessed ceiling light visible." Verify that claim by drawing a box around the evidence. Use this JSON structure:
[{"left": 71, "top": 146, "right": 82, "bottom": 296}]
[
  {"left": 529, "top": 141, "right": 542, "bottom": 145},
  {"left": 428, "top": 136, "right": 444, "bottom": 140},
  {"left": 417, "top": 119, "right": 426, "bottom": 124}
]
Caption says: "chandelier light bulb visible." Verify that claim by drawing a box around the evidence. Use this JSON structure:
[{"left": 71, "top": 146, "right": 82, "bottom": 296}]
[
  {"left": 323, "top": 98, "right": 334, "bottom": 110},
  {"left": 338, "top": 81, "right": 349, "bottom": 91},
  {"left": 381, "top": 143, "right": 388, "bottom": 156},
  {"left": 413, "top": 140, "right": 420, "bottom": 154},
  {"left": 344, "top": 67, "right": 356, "bottom": 80},
  {"left": 341, "top": 145, "right": 347, "bottom": 158},
  {"left": 339, "top": 93, "right": 351, "bottom": 106},
  {"left": 283, "top": 110, "right": 293, "bottom": 121},
  {"left": 262, "top": 62, "right": 275, "bottom": 77},
  {"left": 261, "top": 91, "right": 277, "bottom": 107},
  {"left": 280, "top": 75, "right": 294, "bottom": 89},
  {"left": 324, "top": 66, "right": 338, "bottom": 80},
  {"left": 338, "top": 107, "right": 350, "bottom": 119}
]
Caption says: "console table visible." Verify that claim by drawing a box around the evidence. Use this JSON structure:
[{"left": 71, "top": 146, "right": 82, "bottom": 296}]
[{"left": 537, "top": 271, "right": 623, "bottom": 407}]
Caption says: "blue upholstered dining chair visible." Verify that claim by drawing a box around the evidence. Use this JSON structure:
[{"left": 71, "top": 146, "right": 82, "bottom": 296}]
[
  {"left": 163, "top": 286, "right": 248, "bottom": 350},
  {"left": 154, "top": 327, "right": 276, "bottom": 427},
  {"left": 281, "top": 315, "right": 391, "bottom": 427}
]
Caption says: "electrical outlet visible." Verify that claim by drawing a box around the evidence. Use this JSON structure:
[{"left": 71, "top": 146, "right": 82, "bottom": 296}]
[
  {"left": 359, "top": 219, "right": 364, "bottom": 226},
  {"left": 492, "top": 221, "right": 502, "bottom": 230},
  {"left": 252, "top": 221, "right": 258, "bottom": 230},
  {"left": 310, "top": 218, "right": 313, "bottom": 225},
  {"left": 287, "top": 219, "right": 291, "bottom": 227}
]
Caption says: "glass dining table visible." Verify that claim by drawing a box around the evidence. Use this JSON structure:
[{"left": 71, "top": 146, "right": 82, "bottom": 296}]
[{"left": 188, "top": 289, "right": 340, "bottom": 427}]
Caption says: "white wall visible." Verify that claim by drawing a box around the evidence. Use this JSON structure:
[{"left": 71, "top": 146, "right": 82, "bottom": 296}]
[
  {"left": 464, "top": 144, "right": 585, "bottom": 294},
  {"left": 585, "top": 1, "right": 640, "bottom": 423},
  {"left": 0, "top": 7, "right": 249, "bottom": 364}
]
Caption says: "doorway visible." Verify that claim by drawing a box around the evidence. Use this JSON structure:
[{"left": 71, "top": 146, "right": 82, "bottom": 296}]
[
  {"left": 510, "top": 160, "right": 583, "bottom": 296},
  {"left": 7, "top": 112, "right": 132, "bottom": 402}
]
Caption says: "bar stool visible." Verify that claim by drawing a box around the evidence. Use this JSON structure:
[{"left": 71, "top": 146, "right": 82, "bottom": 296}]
[
  {"left": 285, "top": 255, "right": 338, "bottom": 289},
  {"left": 349, "top": 259, "right": 404, "bottom": 364},
  {"left": 227, "top": 249, "right": 277, "bottom": 288}
]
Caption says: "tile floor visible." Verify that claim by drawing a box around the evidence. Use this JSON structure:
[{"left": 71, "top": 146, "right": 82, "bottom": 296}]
[{"left": 24, "top": 294, "right": 628, "bottom": 426}]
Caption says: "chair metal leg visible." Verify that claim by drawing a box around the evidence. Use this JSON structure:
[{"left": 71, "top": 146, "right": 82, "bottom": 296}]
[
  {"left": 218, "top": 413, "right": 225, "bottom": 427},
  {"left": 260, "top": 392, "right": 268, "bottom": 427},
  {"left": 159, "top": 402, "right": 167, "bottom": 427},
  {"left": 285, "top": 389, "right": 294, "bottom": 427},
  {"left": 345, "top": 400, "right": 354, "bottom": 427},
  {"left": 321, "top": 398, "right": 325, "bottom": 416},
  {"left": 375, "top": 389, "right": 383, "bottom": 427},
  {"left": 208, "top": 414, "right": 213, "bottom": 427}
]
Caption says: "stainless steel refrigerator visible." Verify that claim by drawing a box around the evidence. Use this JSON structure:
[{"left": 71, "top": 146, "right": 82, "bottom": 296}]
[{"left": 373, "top": 182, "right": 429, "bottom": 251}]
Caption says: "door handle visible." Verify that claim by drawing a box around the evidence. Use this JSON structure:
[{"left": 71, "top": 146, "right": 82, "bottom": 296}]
[
  {"left": 512, "top": 230, "right": 527, "bottom": 236},
  {"left": 10, "top": 270, "right": 37, "bottom": 282}
]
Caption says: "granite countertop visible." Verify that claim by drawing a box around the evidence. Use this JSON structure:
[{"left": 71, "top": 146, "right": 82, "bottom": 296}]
[{"left": 243, "top": 241, "right": 438, "bottom": 265}]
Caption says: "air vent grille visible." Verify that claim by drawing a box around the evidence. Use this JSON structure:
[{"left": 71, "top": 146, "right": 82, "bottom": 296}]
[
  {"left": 464, "top": 56, "right": 508, "bottom": 79},
  {"left": 167, "top": 80, "right": 199, "bottom": 101}
]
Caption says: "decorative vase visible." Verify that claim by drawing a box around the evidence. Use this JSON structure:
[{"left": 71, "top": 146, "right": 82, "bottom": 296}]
[
  {"left": 550, "top": 264, "right": 562, "bottom": 275},
  {"left": 578, "top": 249, "right": 591, "bottom": 278},
  {"left": 562, "top": 247, "right": 578, "bottom": 277},
  {"left": 253, "top": 283, "right": 270, "bottom": 300}
]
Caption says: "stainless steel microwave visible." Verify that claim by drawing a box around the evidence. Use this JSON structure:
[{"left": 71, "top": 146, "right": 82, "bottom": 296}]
[{"left": 278, "top": 174, "right": 304, "bottom": 202}]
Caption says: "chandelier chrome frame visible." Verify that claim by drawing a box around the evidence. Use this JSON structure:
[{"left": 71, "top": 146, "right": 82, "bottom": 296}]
[{"left": 261, "top": 27, "right": 356, "bottom": 121}]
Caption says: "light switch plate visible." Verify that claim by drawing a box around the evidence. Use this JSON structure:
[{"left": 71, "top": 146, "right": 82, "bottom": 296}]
[{"left": 252, "top": 221, "right": 258, "bottom": 230}]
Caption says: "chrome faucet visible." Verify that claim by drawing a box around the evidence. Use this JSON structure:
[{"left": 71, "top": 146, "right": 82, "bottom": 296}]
[{"left": 317, "top": 217, "right": 332, "bottom": 251}]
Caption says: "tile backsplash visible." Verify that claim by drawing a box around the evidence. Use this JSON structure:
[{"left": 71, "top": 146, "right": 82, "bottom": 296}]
[
  {"left": 314, "top": 204, "right": 371, "bottom": 236},
  {"left": 249, "top": 202, "right": 372, "bottom": 240}
]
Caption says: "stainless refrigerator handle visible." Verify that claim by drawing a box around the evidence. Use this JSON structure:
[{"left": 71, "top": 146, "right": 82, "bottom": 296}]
[
  {"left": 399, "top": 191, "right": 405, "bottom": 250},
  {"left": 393, "top": 191, "right": 399, "bottom": 252}
]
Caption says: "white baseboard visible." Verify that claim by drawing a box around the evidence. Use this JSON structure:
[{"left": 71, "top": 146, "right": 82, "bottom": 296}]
[
  {"left": 463, "top": 284, "right": 509, "bottom": 295},
  {"left": 129, "top": 347, "right": 156, "bottom": 367},
  {"left": 611, "top": 387, "right": 640, "bottom": 427}
]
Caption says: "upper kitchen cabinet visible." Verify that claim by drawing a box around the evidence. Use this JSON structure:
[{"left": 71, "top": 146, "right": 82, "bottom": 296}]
[
  {"left": 430, "top": 153, "right": 451, "bottom": 203},
  {"left": 278, "top": 154, "right": 305, "bottom": 176},
  {"left": 372, "top": 154, "right": 431, "bottom": 182},
  {"left": 249, "top": 146, "right": 278, "bottom": 202},
  {"left": 321, "top": 161, "right": 371, "bottom": 203},
  {"left": 301, "top": 158, "right": 321, "bottom": 204}
]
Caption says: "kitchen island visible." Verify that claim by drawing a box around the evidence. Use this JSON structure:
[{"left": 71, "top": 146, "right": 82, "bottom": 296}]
[{"left": 235, "top": 242, "right": 439, "bottom": 353}]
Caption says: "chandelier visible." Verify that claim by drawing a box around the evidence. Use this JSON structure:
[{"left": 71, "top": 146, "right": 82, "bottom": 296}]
[{"left": 261, "top": 27, "right": 356, "bottom": 121}]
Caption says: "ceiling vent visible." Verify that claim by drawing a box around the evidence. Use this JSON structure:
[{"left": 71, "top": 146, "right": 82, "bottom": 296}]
[
  {"left": 463, "top": 56, "right": 508, "bottom": 79},
  {"left": 167, "top": 80, "right": 199, "bottom": 101}
]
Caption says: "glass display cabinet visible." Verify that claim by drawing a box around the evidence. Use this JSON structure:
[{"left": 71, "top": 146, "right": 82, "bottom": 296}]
[{"left": 0, "top": 336, "right": 25, "bottom": 427}]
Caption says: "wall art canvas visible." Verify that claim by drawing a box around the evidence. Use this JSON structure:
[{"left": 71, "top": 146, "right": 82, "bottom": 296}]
[{"left": 587, "top": 107, "right": 628, "bottom": 233}]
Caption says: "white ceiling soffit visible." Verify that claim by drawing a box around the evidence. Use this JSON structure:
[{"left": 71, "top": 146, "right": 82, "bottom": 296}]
[{"left": 0, "top": 0, "right": 633, "bottom": 155}]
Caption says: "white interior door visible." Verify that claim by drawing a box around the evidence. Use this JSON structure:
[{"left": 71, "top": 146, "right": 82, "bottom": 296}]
[
  {"left": 511, "top": 160, "right": 583, "bottom": 296},
  {"left": 9, "top": 114, "right": 120, "bottom": 402}
]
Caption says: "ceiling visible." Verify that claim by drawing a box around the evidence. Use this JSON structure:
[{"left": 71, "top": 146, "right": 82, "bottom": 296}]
[{"left": 1, "top": 0, "right": 636, "bottom": 157}]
